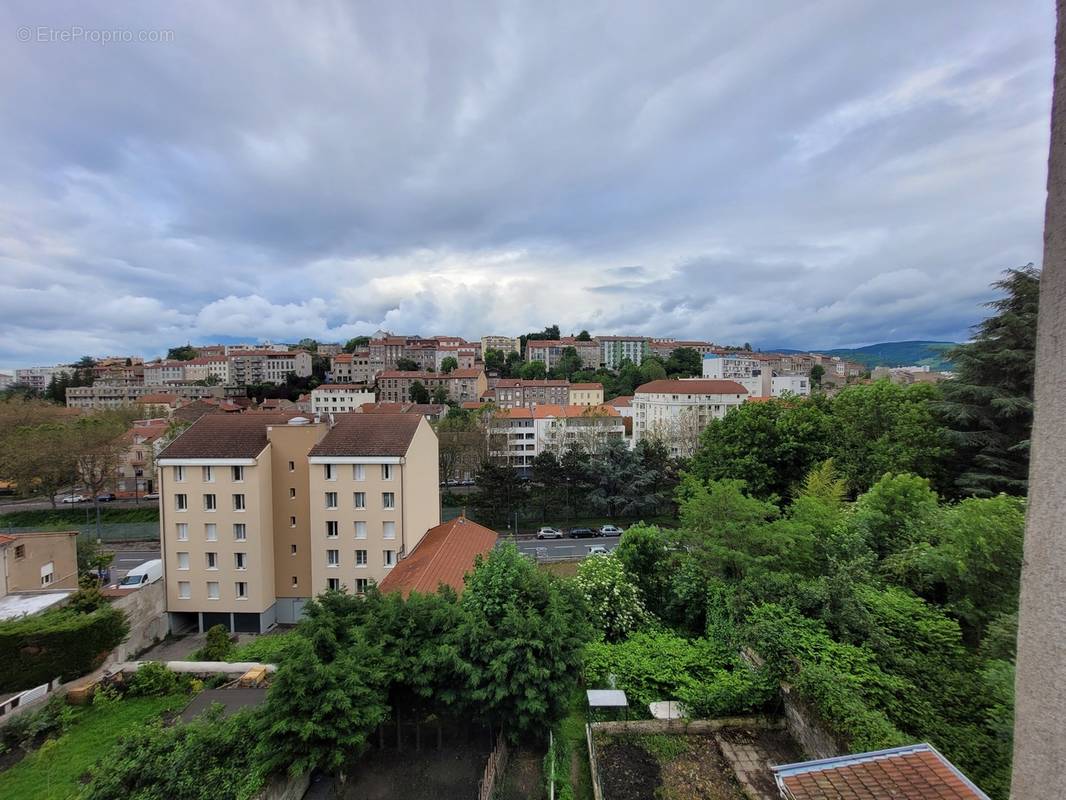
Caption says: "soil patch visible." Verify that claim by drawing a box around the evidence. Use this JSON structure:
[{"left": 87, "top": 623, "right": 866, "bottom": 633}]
[
  {"left": 660, "top": 736, "right": 746, "bottom": 800},
  {"left": 597, "top": 740, "right": 661, "bottom": 800},
  {"left": 499, "top": 746, "right": 545, "bottom": 800},
  {"left": 337, "top": 741, "right": 490, "bottom": 800}
]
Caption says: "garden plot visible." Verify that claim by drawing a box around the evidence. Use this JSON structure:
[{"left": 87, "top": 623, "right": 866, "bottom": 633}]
[{"left": 593, "top": 726, "right": 802, "bottom": 800}]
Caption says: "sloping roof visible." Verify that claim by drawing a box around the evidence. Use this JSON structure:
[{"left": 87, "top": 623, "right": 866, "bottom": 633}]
[
  {"left": 569, "top": 383, "right": 604, "bottom": 390},
  {"left": 378, "top": 369, "right": 483, "bottom": 380},
  {"left": 773, "top": 744, "right": 990, "bottom": 800},
  {"left": 378, "top": 517, "right": 498, "bottom": 597},
  {"left": 635, "top": 379, "right": 748, "bottom": 395},
  {"left": 496, "top": 404, "right": 620, "bottom": 420},
  {"left": 360, "top": 403, "right": 446, "bottom": 416},
  {"left": 308, "top": 413, "right": 422, "bottom": 457},
  {"left": 158, "top": 413, "right": 296, "bottom": 460},
  {"left": 494, "top": 379, "right": 569, "bottom": 388},
  {"left": 0, "top": 535, "right": 15, "bottom": 546},
  {"left": 606, "top": 395, "right": 633, "bottom": 407},
  {"left": 136, "top": 393, "right": 180, "bottom": 404}
]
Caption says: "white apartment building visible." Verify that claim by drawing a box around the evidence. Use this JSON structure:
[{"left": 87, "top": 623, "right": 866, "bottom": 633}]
[
  {"left": 144, "top": 361, "right": 187, "bottom": 385},
  {"left": 0, "top": 372, "right": 13, "bottom": 391},
  {"left": 632, "top": 379, "right": 747, "bottom": 457},
  {"left": 488, "top": 405, "right": 625, "bottom": 473},
  {"left": 702, "top": 354, "right": 761, "bottom": 380},
  {"left": 14, "top": 365, "right": 73, "bottom": 393},
  {"left": 227, "top": 350, "right": 313, "bottom": 386},
  {"left": 310, "top": 385, "right": 375, "bottom": 415},
  {"left": 600, "top": 336, "right": 651, "bottom": 370},
  {"left": 66, "top": 384, "right": 229, "bottom": 410},
  {"left": 481, "top": 335, "right": 520, "bottom": 355},
  {"left": 183, "top": 356, "right": 232, "bottom": 384}
]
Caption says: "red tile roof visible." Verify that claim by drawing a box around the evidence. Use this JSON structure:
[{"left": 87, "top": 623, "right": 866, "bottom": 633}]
[
  {"left": 378, "top": 516, "right": 498, "bottom": 597},
  {"left": 774, "top": 744, "right": 990, "bottom": 800},
  {"left": 496, "top": 404, "right": 620, "bottom": 420},
  {"left": 606, "top": 395, "right": 633, "bottom": 407},
  {"left": 494, "top": 379, "right": 569, "bottom": 388},
  {"left": 569, "top": 383, "right": 603, "bottom": 390},
  {"left": 360, "top": 403, "right": 446, "bottom": 416},
  {"left": 377, "top": 369, "right": 483, "bottom": 380},
  {"left": 137, "top": 393, "right": 180, "bottom": 404},
  {"left": 0, "top": 535, "right": 15, "bottom": 546},
  {"left": 635, "top": 379, "right": 748, "bottom": 395},
  {"left": 308, "top": 413, "right": 422, "bottom": 457}
]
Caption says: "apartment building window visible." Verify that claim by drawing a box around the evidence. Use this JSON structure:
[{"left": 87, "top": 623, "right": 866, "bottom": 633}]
[
  {"left": 355, "top": 521, "right": 367, "bottom": 539},
  {"left": 174, "top": 465, "right": 186, "bottom": 482},
  {"left": 325, "top": 464, "right": 336, "bottom": 481},
  {"left": 382, "top": 492, "right": 395, "bottom": 510},
  {"left": 234, "top": 523, "right": 247, "bottom": 541},
  {"left": 354, "top": 491, "right": 366, "bottom": 509},
  {"left": 206, "top": 552, "right": 218, "bottom": 570},
  {"left": 40, "top": 562, "right": 54, "bottom": 586},
  {"left": 233, "top": 494, "right": 246, "bottom": 511},
  {"left": 202, "top": 466, "right": 214, "bottom": 482},
  {"left": 13, "top": 544, "right": 25, "bottom": 559},
  {"left": 176, "top": 523, "right": 189, "bottom": 541},
  {"left": 232, "top": 465, "right": 244, "bottom": 482},
  {"left": 207, "top": 581, "right": 220, "bottom": 600},
  {"left": 292, "top": 576, "right": 299, "bottom": 588},
  {"left": 383, "top": 550, "right": 396, "bottom": 567},
  {"left": 326, "top": 521, "right": 339, "bottom": 538},
  {"left": 205, "top": 523, "right": 218, "bottom": 542},
  {"left": 235, "top": 581, "right": 248, "bottom": 599},
  {"left": 290, "top": 516, "right": 297, "bottom": 528},
  {"left": 382, "top": 464, "right": 394, "bottom": 480},
  {"left": 177, "top": 552, "right": 190, "bottom": 570},
  {"left": 353, "top": 464, "right": 365, "bottom": 481},
  {"left": 327, "top": 578, "right": 340, "bottom": 591},
  {"left": 355, "top": 549, "right": 367, "bottom": 566},
  {"left": 383, "top": 521, "right": 396, "bottom": 540},
  {"left": 327, "top": 549, "right": 340, "bottom": 567},
  {"left": 234, "top": 552, "right": 246, "bottom": 570},
  {"left": 175, "top": 494, "right": 188, "bottom": 511},
  {"left": 289, "top": 488, "right": 296, "bottom": 499},
  {"left": 290, "top": 544, "right": 297, "bottom": 555},
  {"left": 178, "top": 581, "right": 190, "bottom": 599},
  {"left": 203, "top": 493, "right": 217, "bottom": 511},
  {"left": 288, "top": 460, "right": 295, "bottom": 472}
]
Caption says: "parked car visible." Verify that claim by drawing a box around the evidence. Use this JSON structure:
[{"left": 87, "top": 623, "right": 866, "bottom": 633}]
[
  {"left": 116, "top": 559, "right": 163, "bottom": 589},
  {"left": 61, "top": 494, "right": 88, "bottom": 504},
  {"left": 142, "top": 493, "right": 160, "bottom": 501},
  {"left": 568, "top": 527, "right": 596, "bottom": 539},
  {"left": 598, "top": 524, "right": 624, "bottom": 536},
  {"left": 537, "top": 527, "right": 564, "bottom": 539},
  {"left": 586, "top": 544, "right": 610, "bottom": 556},
  {"left": 96, "top": 493, "right": 116, "bottom": 502}
]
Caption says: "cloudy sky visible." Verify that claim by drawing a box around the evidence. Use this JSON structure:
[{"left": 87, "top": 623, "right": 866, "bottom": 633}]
[{"left": 0, "top": 1, "right": 1054, "bottom": 369}]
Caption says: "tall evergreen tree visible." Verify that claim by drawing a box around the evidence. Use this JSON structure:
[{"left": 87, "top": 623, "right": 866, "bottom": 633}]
[{"left": 939, "top": 265, "right": 1039, "bottom": 496}]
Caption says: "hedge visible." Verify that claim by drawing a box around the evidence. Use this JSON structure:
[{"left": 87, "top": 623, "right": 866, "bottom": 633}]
[{"left": 0, "top": 605, "right": 129, "bottom": 691}]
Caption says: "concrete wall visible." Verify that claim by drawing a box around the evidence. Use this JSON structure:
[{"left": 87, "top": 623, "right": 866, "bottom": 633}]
[
  {"left": 108, "top": 580, "right": 169, "bottom": 663},
  {"left": 3, "top": 531, "right": 79, "bottom": 592},
  {"left": 780, "top": 685, "right": 842, "bottom": 760},
  {"left": 252, "top": 771, "right": 310, "bottom": 800}
]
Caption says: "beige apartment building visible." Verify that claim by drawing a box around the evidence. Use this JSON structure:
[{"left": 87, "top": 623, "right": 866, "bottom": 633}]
[
  {"left": 157, "top": 411, "right": 440, "bottom": 632},
  {"left": 481, "top": 335, "right": 520, "bottom": 355},
  {"left": 568, "top": 382, "right": 605, "bottom": 406},
  {"left": 0, "top": 531, "right": 79, "bottom": 596},
  {"left": 376, "top": 369, "right": 487, "bottom": 404}
]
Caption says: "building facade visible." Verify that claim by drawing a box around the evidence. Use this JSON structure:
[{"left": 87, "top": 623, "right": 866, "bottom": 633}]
[
  {"left": 376, "top": 369, "right": 487, "bottom": 404},
  {"left": 525, "top": 338, "right": 600, "bottom": 369},
  {"left": 568, "top": 382, "right": 605, "bottom": 406},
  {"left": 599, "top": 336, "right": 651, "bottom": 369},
  {"left": 14, "top": 365, "right": 73, "bottom": 393},
  {"left": 481, "top": 335, "right": 520, "bottom": 355},
  {"left": 66, "top": 384, "right": 230, "bottom": 410},
  {"left": 632, "top": 379, "right": 747, "bottom": 457},
  {"left": 492, "top": 379, "right": 571, "bottom": 409},
  {"left": 0, "top": 531, "right": 79, "bottom": 594},
  {"left": 157, "top": 412, "right": 440, "bottom": 632},
  {"left": 310, "top": 385, "right": 376, "bottom": 415},
  {"left": 488, "top": 405, "right": 625, "bottom": 472}
]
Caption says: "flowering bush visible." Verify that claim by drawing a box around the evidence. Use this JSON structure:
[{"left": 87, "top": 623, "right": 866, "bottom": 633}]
[{"left": 576, "top": 553, "right": 650, "bottom": 641}]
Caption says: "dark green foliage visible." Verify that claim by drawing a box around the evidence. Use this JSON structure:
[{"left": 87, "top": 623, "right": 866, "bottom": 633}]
[
  {"left": 554, "top": 346, "right": 584, "bottom": 379},
  {"left": 343, "top": 336, "right": 370, "bottom": 353},
  {"left": 0, "top": 694, "right": 76, "bottom": 752},
  {"left": 665, "top": 347, "right": 702, "bottom": 377},
  {"left": 460, "top": 543, "right": 592, "bottom": 739},
  {"left": 470, "top": 460, "right": 528, "bottom": 526},
  {"left": 126, "top": 662, "right": 184, "bottom": 697},
  {"left": 194, "top": 624, "right": 234, "bottom": 661},
  {"left": 439, "top": 356, "right": 459, "bottom": 373},
  {"left": 81, "top": 706, "right": 266, "bottom": 800},
  {"left": 939, "top": 266, "right": 1038, "bottom": 496},
  {"left": 689, "top": 397, "right": 835, "bottom": 499},
  {"left": 408, "top": 380, "right": 431, "bottom": 403},
  {"left": 166, "top": 344, "right": 199, "bottom": 361},
  {"left": 395, "top": 357, "right": 420, "bottom": 372},
  {"left": 615, "top": 524, "right": 671, "bottom": 617},
  {"left": 583, "top": 630, "right": 775, "bottom": 719},
  {"left": 0, "top": 604, "right": 128, "bottom": 691}
]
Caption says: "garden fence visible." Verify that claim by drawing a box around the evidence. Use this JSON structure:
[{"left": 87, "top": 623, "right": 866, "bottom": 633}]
[{"left": 477, "top": 731, "right": 508, "bottom": 800}]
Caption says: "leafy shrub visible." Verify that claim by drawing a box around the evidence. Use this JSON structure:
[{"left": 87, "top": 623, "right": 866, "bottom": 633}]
[
  {"left": 0, "top": 694, "right": 77, "bottom": 751},
  {"left": 126, "top": 662, "right": 182, "bottom": 697},
  {"left": 0, "top": 605, "right": 129, "bottom": 691},
  {"left": 227, "top": 631, "right": 298, "bottom": 663},
  {"left": 583, "top": 630, "right": 774, "bottom": 718},
  {"left": 575, "top": 553, "right": 650, "bottom": 641},
  {"left": 193, "top": 624, "right": 234, "bottom": 661}
]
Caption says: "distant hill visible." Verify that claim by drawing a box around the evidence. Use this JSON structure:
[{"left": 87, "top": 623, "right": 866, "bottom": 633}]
[{"left": 772, "top": 341, "right": 957, "bottom": 371}]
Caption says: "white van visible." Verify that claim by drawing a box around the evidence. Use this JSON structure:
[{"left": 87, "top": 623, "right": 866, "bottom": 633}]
[{"left": 118, "top": 559, "right": 163, "bottom": 589}]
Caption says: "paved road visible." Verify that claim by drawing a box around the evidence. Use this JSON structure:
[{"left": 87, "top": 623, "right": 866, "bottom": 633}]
[
  {"left": 108, "top": 547, "right": 161, "bottom": 583},
  {"left": 0, "top": 496, "right": 159, "bottom": 515},
  {"left": 512, "top": 535, "right": 621, "bottom": 559}
]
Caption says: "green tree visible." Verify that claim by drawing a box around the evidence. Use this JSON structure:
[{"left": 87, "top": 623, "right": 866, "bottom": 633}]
[
  {"left": 576, "top": 553, "right": 650, "bottom": 641},
  {"left": 431, "top": 385, "right": 449, "bottom": 404},
  {"left": 395, "top": 357, "right": 420, "bottom": 372},
  {"left": 689, "top": 398, "right": 835, "bottom": 499},
  {"left": 938, "top": 265, "right": 1038, "bottom": 496},
  {"left": 555, "top": 346, "right": 583, "bottom": 379},
  {"left": 470, "top": 461, "right": 527, "bottom": 527},
  {"left": 850, "top": 473, "right": 940, "bottom": 560},
  {"left": 666, "top": 347, "right": 702, "bottom": 377},
  {"left": 409, "top": 381, "right": 431, "bottom": 404},
  {"left": 439, "top": 356, "right": 459, "bottom": 374},
  {"left": 460, "top": 544, "right": 591, "bottom": 738},
  {"left": 809, "top": 364, "right": 825, "bottom": 386},
  {"left": 483, "top": 347, "right": 506, "bottom": 374},
  {"left": 616, "top": 523, "right": 672, "bottom": 617},
  {"left": 832, "top": 381, "right": 948, "bottom": 494},
  {"left": 586, "top": 439, "right": 660, "bottom": 518},
  {"left": 343, "top": 336, "right": 370, "bottom": 353},
  {"left": 519, "top": 360, "right": 547, "bottom": 380},
  {"left": 639, "top": 358, "right": 667, "bottom": 383},
  {"left": 166, "top": 345, "right": 198, "bottom": 361},
  {"left": 528, "top": 451, "right": 564, "bottom": 521},
  {"left": 576, "top": 329, "right": 592, "bottom": 341},
  {"left": 559, "top": 446, "right": 593, "bottom": 517}
]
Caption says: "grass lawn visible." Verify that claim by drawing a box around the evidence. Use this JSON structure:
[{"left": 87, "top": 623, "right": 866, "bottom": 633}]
[
  {"left": 539, "top": 560, "right": 581, "bottom": 578},
  {"left": 560, "top": 687, "right": 595, "bottom": 800},
  {"left": 0, "top": 506, "right": 159, "bottom": 528},
  {"left": 0, "top": 693, "right": 186, "bottom": 800}
]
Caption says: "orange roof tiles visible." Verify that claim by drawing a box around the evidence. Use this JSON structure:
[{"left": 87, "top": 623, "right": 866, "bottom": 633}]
[
  {"left": 137, "top": 393, "right": 180, "bottom": 404},
  {"left": 495, "top": 404, "right": 620, "bottom": 419},
  {"left": 774, "top": 744, "right": 990, "bottom": 800},
  {"left": 606, "top": 395, "right": 633, "bottom": 407},
  {"left": 569, "top": 383, "right": 604, "bottom": 390},
  {"left": 378, "top": 516, "right": 498, "bottom": 597},
  {"left": 0, "top": 535, "right": 15, "bottom": 546}
]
